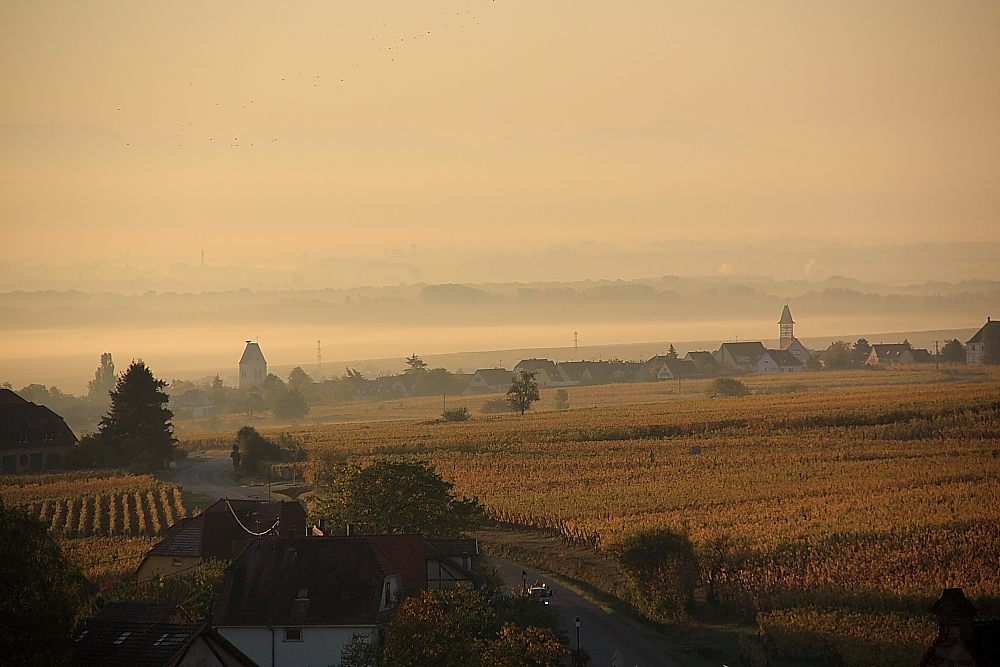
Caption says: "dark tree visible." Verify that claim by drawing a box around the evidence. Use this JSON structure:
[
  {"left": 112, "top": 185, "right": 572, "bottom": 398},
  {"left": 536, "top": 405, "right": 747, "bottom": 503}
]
[
  {"left": 0, "top": 499, "right": 90, "bottom": 667},
  {"left": 507, "top": 370, "right": 540, "bottom": 416},
  {"left": 706, "top": 377, "right": 748, "bottom": 397},
  {"left": 383, "top": 588, "right": 563, "bottom": 667},
  {"left": 96, "top": 360, "right": 176, "bottom": 469},
  {"left": 313, "top": 460, "right": 484, "bottom": 538},
  {"left": 87, "top": 352, "right": 116, "bottom": 401},
  {"left": 414, "top": 367, "right": 461, "bottom": 397},
  {"left": 274, "top": 389, "right": 309, "bottom": 420},
  {"left": 233, "top": 426, "right": 297, "bottom": 474},
  {"left": 823, "top": 341, "right": 856, "bottom": 370},
  {"left": 852, "top": 338, "right": 872, "bottom": 365},
  {"left": 667, "top": 344, "right": 678, "bottom": 359},
  {"left": 940, "top": 339, "right": 965, "bottom": 363},
  {"left": 404, "top": 353, "right": 428, "bottom": 374},
  {"left": 606, "top": 528, "right": 699, "bottom": 623},
  {"left": 287, "top": 366, "right": 313, "bottom": 393}
]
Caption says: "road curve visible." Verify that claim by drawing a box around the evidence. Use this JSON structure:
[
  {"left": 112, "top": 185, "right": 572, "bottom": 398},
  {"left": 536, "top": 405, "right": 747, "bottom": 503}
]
[
  {"left": 170, "top": 454, "right": 273, "bottom": 501},
  {"left": 169, "top": 456, "right": 681, "bottom": 667},
  {"left": 493, "top": 560, "right": 681, "bottom": 667}
]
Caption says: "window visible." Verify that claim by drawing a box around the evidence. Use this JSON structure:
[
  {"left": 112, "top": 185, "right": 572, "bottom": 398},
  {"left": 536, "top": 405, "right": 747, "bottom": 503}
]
[
  {"left": 172, "top": 558, "right": 183, "bottom": 567},
  {"left": 383, "top": 581, "right": 393, "bottom": 608},
  {"left": 44, "top": 432, "right": 54, "bottom": 442},
  {"left": 283, "top": 628, "right": 302, "bottom": 642},
  {"left": 114, "top": 632, "right": 131, "bottom": 645},
  {"left": 17, "top": 433, "right": 29, "bottom": 444}
]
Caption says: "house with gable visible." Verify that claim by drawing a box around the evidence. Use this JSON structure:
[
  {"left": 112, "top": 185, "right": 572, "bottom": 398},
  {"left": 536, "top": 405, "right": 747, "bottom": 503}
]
[
  {"left": 0, "top": 388, "right": 77, "bottom": 474},
  {"left": 555, "top": 361, "right": 595, "bottom": 385},
  {"left": 715, "top": 342, "right": 767, "bottom": 373},
  {"left": 757, "top": 349, "right": 806, "bottom": 374},
  {"left": 239, "top": 342, "right": 267, "bottom": 389},
  {"left": 464, "top": 368, "right": 515, "bottom": 394},
  {"left": 73, "top": 602, "right": 257, "bottom": 667},
  {"left": 866, "top": 342, "right": 915, "bottom": 365},
  {"left": 513, "top": 359, "right": 561, "bottom": 388},
  {"left": 684, "top": 351, "right": 720, "bottom": 376},
  {"left": 966, "top": 317, "right": 1000, "bottom": 365},
  {"left": 651, "top": 358, "right": 701, "bottom": 381},
  {"left": 135, "top": 499, "right": 307, "bottom": 582},
  {"left": 171, "top": 389, "right": 215, "bottom": 418},
  {"left": 214, "top": 536, "right": 421, "bottom": 667}
]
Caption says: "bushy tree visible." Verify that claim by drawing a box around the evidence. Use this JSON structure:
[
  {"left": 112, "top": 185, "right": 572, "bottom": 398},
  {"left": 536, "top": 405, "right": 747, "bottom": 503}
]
[
  {"left": 606, "top": 528, "right": 700, "bottom": 622},
  {"left": 274, "top": 389, "right": 309, "bottom": 420},
  {"left": 823, "top": 341, "right": 856, "bottom": 370},
  {"left": 852, "top": 338, "right": 872, "bottom": 365},
  {"left": 507, "top": 371, "right": 539, "bottom": 416},
  {"left": 554, "top": 388, "right": 569, "bottom": 410},
  {"left": 940, "top": 339, "right": 965, "bottom": 363},
  {"left": 95, "top": 360, "right": 176, "bottom": 469},
  {"left": 313, "top": 460, "right": 484, "bottom": 538},
  {"left": 382, "top": 588, "right": 563, "bottom": 667},
  {"left": 287, "top": 366, "right": 313, "bottom": 392},
  {"left": 87, "top": 352, "right": 116, "bottom": 401},
  {"left": 414, "top": 367, "right": 462, "bottom": 397},
  {"left": 234, "top": 426, "right": 300, "bottom": 474},
  {"left": 706, "top": 377, "right": 748, "bottom": 397},
  {"left": 404, "top": 353, "right": 428, "bottom": 374},
  {"left": 0, "top": 499, "right": 90, "bottom": 667}
]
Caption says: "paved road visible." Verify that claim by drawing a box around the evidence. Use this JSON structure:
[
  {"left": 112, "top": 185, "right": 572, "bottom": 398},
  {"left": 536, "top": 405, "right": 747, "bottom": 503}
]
[
  {"left": 170, "top": 456, "right": 681, "bottom": 667},
  {"left": 494, "top": 560, "right": 681, "bottom": 667},
  {"left": 170, "top": 454, "right": 273, "bottom": 501}
]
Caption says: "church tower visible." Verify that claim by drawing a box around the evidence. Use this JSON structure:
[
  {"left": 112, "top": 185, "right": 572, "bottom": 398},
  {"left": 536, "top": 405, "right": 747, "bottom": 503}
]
[
  {"left": 239, "top": 341, "right": 267, "bottom": 388},
  {"left": 779, "top": 305, "right": 795, "bottom": 348}
]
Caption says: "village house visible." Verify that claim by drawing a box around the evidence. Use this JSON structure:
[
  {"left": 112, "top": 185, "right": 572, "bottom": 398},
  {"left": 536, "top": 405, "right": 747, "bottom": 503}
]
[
  {"left": 966, "top": 317, "right": 999, "bottom": 365},
  {"left": 715, "top": 342, "right": 767, "bottom": 373},
  {"left": 513, "top": 359, "right": 561, "bottom": 388},
  {"left": 0, "top": 388, "right": 77, "bottom": 474},
  {"left": 135, "top": 499, "right": 307, "bottom": 582},
  {"left": 171, "top": 388, "right": 215, "bottom": 418},
  {"left": 651, "top": 358, "right": 701, "bottom": 381},
  {"left": 554, "top": 361, "right": 595, "bottom": 385},
  {"left": 684, "top": 351, "right": 720, "bottom": 376},
  {"left": 757, "top": 349, "right": 806, "bottom": 374},
  {"left": 866, "top": 342, "right": 921, "bottom": 365},
  {"left": 239, "top": 342, "right": 267, "bottom": 389},
  {"left": 464, "top": 368, "right": 515, "bottom": 394},
  {"left": 214, "top": 534, "right": 468, "bottom": 667},
  {"left": 73, "top": 602, "right": 257, "bottom": 667}
]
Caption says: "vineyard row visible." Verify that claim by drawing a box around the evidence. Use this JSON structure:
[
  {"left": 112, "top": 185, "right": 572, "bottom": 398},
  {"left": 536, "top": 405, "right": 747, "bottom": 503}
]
[{"left": 12, "top": 486, "right": 185, "bottom": 538}]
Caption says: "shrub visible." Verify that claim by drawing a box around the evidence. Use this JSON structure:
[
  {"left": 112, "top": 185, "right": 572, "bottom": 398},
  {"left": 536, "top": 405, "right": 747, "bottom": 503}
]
[
  {"left": 606, "top": 528, "right": 700, "bottom": 622},
  {"left": 443, "top": 406, "right": 470, "bottom": 422},
  {"left": 707, "top": 377, "right": 748, "bottom": 398}
]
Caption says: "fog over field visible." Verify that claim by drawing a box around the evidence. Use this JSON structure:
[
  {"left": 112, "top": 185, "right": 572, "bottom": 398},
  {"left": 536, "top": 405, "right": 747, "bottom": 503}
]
[{"left": 2, "top": 1, "right": 998, "bottom": 392}]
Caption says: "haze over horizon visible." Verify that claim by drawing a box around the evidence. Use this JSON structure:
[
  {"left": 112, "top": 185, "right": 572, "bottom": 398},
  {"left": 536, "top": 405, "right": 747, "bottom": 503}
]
[{"left": 2, "top": 2, "right": 998, "bottom": 393}]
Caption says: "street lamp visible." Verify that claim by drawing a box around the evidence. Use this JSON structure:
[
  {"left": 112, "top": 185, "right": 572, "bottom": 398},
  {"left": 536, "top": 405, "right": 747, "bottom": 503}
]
[
  {"left": 521, "top": 570, "right": 528, "bottom": 592},
  {"left": 574, "top": 617, "right": 581, "bottom": 666}
]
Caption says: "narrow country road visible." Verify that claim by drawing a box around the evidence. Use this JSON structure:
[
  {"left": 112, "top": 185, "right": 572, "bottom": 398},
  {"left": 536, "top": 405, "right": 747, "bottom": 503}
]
[
  {"left": 493, "top": 560, "right": 682, "bottom": 667},
  {"left": 168, "top": 455, "right": 682, "bottom": 667},
  {"left": 170, "top": 453, "right": 273, "bottom": 501}
]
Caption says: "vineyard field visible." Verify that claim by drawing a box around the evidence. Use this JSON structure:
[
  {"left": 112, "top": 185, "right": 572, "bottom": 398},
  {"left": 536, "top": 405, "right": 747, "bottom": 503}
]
[
  {"left": 180, "top": 378, "right": 1000, "bottom": 667},
  {"left": 1, "top": 473, "right": 185, "bottom": 538}
]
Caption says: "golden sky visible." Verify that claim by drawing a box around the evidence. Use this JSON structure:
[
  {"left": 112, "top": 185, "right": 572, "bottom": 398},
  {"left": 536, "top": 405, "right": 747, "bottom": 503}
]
[{"left": 1, "top": 1, "right": 998, "bottom": 259}]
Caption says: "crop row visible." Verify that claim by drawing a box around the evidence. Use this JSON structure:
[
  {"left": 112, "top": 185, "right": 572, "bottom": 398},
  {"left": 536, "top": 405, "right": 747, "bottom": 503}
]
[{"left": 14, "top": 485, "right": 185, "bottom": 538}]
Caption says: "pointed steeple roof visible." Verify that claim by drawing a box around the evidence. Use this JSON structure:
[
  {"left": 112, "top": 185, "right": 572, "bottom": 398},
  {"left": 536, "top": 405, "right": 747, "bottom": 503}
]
[
  {"left": 239, "top": 341, "right": 266, "bottom": 365},
  {"left": 779, "top": 304, "right": 795, "bottom": 324}
]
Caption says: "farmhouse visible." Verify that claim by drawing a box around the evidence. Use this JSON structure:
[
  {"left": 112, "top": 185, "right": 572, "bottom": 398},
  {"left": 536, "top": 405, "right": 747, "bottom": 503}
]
[
  {"left": 464, "top": 368, "right": 515, "bottom": 394},
  {"left": 966, "top": 317, "right": 999, "bottom": 365},
  {"left": 0, "top": 388, "right": 77, "bottom": 474},
  {"left": 757, "top": 349, "right": 806, "bottom": 374},
  {"left": 866, "top": 342, "right": 915, "bottom": 365},
  {"left": 73, "top": 602, "right": 256, "bottom": 667},
  {"left": 171, "top": 389, "right": 214, "bottom": 418},
  {"left": 239, "top": 341, "right": 267, "bottom": 389},
  {"left": 652, "top": 359, "right": 701, "bottom": 380},
  {"left": 715, "top": 342, "right": 767, "bottom": 373},
  {"left": 684, "top": 351, "right": 720, "bottom": 376},
  {"left": 555, "top": 361, "right": 595, "bottom": 385},
  {"left": 214, "top": 536, "right": 416, "bottom": 667},
  {"left": 135, "top": 499, "right": 307, "bottom": 582},
  {"left": 513, "top": 359, "right": 561, "bottom": 388}
]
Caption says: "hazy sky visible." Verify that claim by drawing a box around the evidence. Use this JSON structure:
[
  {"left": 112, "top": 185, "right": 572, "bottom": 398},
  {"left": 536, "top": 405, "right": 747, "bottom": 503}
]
[{"left": 1, "top": 1, "right": 998, "bottom": 259}]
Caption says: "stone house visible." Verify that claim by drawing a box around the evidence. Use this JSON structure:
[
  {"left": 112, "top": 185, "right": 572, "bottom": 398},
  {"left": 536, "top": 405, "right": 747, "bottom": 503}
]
[{"left": 0, "top": 388, "right": 77, "bottom": 474}]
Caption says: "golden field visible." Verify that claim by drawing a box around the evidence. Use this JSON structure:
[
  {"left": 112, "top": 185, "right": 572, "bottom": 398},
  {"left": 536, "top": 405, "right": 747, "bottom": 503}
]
[{"left": 177, "top": 370, "right": 999, "bottom": 666}]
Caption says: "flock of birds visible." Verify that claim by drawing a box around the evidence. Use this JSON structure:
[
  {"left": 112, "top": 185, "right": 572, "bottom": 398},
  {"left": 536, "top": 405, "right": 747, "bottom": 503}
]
[{"left": 115, "top": 4, "right": 486, "bottom": 149}]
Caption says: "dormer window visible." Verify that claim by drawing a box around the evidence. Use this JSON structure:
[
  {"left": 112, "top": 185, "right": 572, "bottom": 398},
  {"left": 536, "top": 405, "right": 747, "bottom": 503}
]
[
  {"left": 382, "top": 580, "right": 394, "bottom": 609},
  {"left": 284, "top": 628, "right": 302, "bottom": 641},
  {"left": 17, "top": 433, "right": 29, "bottom": 444},
  {"left": 44, "top": 433, "right": 54, "bottom": 442}
]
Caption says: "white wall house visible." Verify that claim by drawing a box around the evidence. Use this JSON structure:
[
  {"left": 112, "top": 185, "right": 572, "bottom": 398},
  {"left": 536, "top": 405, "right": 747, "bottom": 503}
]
[{"left": 966, "top": 318, "right": 999, "bottom": 365}]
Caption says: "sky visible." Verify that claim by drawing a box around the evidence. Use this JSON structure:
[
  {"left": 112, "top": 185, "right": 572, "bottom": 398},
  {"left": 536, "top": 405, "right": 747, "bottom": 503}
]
[{"left": 1, "top": 1, "right": 998, "bottom": 261}]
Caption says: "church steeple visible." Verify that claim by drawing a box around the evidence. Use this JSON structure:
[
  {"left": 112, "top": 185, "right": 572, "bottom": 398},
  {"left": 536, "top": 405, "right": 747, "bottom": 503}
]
[{"left": 779, "top": 304, "right": 795, "bottom": 347}]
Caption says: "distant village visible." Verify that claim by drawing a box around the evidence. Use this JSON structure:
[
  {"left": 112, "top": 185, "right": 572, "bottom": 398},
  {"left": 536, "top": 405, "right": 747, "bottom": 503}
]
[{"left": 164, "top": 308, "right": 998, "bottom": 420}]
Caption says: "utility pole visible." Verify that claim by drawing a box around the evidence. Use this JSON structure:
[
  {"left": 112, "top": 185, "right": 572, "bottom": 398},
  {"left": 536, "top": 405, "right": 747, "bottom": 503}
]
[
  {"left": 574, "top": 331, "right": 578, "bottom": 349},
  {"left": 934, "top": 340, "right": 939, "bottom": 372}
]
